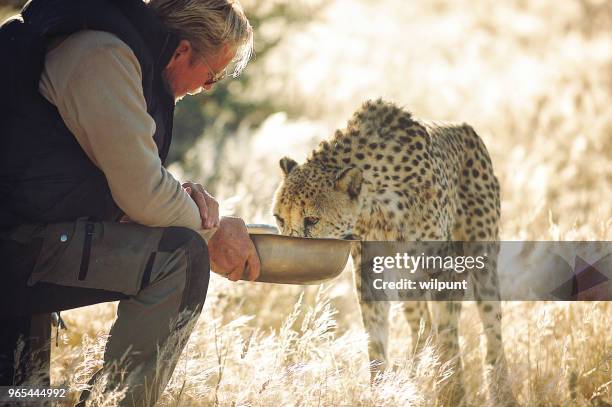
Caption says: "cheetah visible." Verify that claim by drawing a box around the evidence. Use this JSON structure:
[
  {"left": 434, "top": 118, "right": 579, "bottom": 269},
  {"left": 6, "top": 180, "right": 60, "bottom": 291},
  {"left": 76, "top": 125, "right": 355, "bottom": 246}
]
[{"left": 272, "top": 99, "right": 516, "bottom": 405}]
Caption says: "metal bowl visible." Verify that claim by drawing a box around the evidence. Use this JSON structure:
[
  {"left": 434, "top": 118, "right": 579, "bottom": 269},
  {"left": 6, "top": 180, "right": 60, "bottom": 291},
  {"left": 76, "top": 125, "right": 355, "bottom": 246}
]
[
  {"left": 247, "top": 225, "right": 352, "bottom": 284},
  {"left": 246, "top": 224, "right": 279, "bottom": 235}
]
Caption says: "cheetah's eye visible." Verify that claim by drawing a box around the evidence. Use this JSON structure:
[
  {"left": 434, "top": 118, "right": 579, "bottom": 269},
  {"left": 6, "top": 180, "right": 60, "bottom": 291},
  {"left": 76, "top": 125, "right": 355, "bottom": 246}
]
[
  {"left": 273, "top": 214, "right": 285, "bottom": 227},
  {"left": 304, "top": 216, "right": 319, "bottom": 228}
]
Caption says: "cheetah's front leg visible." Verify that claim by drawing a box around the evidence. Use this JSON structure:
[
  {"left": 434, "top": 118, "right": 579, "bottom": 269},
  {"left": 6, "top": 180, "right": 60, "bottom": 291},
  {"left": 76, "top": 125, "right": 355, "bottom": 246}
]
[
  {"left": 351, "top": 243, "right": 390, "bottom": 381},
  {"left": 359, "top": 301, "right": 390, "bottom": 380}
]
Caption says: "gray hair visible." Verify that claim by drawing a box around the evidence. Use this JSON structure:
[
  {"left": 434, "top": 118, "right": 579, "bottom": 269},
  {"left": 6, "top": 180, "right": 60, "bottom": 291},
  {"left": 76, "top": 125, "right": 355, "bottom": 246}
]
[{"left": 147, "top": 0, "right": 253, "bottom": 76}]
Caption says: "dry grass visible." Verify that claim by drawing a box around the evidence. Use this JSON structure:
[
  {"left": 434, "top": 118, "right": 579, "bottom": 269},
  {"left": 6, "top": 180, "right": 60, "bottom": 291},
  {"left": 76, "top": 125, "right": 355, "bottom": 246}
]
[{"left": 42, "top": 0, "right": 612, "bottom": 405}]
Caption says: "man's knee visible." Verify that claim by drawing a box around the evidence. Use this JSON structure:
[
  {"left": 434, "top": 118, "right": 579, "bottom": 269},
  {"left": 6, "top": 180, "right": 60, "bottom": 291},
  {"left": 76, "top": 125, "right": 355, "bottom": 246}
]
[
  {"left": 157, "top": 227, "right": 210, "bottom": 311},
  {"left": 158, "top": 227, "right": 206, "bottom": 253},
  {"left": 158, "top": 226, "right": 208, "bottom": 264}
]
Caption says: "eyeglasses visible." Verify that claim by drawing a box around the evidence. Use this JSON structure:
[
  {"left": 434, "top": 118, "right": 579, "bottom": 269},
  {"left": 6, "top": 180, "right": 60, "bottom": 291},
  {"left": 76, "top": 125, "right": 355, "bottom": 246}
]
[{"left": 201, "top": 56, "right": 228, "bottom": 86}]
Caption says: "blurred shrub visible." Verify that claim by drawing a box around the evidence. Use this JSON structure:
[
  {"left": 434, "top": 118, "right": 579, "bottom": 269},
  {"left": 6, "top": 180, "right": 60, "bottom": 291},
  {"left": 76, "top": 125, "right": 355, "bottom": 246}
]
[{"left": 0, "top": 0, "right": 24, "bottom": 8}]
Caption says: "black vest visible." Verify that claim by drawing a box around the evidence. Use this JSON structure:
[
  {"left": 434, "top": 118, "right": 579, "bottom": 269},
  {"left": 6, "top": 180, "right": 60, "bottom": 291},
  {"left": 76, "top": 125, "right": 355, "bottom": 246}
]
[{"left": 0, "top": 0, "right": 179, "bottom": 228}]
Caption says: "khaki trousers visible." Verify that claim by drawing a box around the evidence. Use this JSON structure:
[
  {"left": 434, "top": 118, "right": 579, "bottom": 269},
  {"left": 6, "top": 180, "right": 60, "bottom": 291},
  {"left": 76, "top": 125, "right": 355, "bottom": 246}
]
[{"left": 0, "top": 220, "right": 210, "bottom": 406}]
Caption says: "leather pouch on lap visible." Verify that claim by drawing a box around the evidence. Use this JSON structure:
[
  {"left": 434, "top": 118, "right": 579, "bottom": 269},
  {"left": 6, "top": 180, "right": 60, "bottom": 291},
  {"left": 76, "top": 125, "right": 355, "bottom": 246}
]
[{"left": 29, "top": 219, "right": 160, "bottom": 295}]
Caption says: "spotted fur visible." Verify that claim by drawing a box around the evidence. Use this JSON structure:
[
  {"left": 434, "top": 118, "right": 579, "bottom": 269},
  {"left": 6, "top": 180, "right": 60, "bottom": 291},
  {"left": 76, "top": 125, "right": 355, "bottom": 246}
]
[{"left": 272, "top": 99, "right": 516, "bottom": 405}]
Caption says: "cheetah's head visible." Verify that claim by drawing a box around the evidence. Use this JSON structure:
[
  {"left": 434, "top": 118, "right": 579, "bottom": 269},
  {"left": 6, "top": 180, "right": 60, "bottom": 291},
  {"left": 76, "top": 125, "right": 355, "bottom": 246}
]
[{"left": 272, "top": 157, "right": 363, "bottom": 239}]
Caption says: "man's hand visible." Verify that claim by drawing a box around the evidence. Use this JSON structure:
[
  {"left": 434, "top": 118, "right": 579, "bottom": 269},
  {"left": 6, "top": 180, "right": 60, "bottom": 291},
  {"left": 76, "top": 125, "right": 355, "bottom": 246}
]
[
  {"left": 207, "top": 216, "right": 261, "bottom": 282},
  {"left": 182, "top": 181, "right": 219, "bottom": 229}
]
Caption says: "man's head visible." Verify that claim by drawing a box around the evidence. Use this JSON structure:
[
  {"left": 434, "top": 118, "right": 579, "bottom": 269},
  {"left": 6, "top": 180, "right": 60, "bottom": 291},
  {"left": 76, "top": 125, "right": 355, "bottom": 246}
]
[{"left": 149, "top": 0, "right": 253, "bottom": 99}]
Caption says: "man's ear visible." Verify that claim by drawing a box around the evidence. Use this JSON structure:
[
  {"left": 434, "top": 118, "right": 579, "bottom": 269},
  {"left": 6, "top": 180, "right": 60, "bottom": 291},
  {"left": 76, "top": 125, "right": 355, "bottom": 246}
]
[
  {"left": 167, "top": 39, "right": 193, "bottom": 68},
  {"left": 335, "top": 167, "right": 363, "bottom": 200},
  {"left": 280, "top": 157, "right": 298, "bottom": 176}
]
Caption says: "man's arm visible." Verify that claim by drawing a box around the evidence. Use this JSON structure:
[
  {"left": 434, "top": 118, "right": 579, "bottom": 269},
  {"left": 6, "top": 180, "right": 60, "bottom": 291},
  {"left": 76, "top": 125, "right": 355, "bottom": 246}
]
[
  {"left": 39, "top": 30, "right": 204, "bottom": 230},
  {"left": 39, "top": 30, "right": 260, "bottom": 280}
]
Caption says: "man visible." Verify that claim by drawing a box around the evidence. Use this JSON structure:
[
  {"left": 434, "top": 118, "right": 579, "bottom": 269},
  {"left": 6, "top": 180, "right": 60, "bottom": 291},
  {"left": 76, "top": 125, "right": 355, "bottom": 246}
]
[{"left": 0, "top": 0, "right": 260, "bottom": 405}]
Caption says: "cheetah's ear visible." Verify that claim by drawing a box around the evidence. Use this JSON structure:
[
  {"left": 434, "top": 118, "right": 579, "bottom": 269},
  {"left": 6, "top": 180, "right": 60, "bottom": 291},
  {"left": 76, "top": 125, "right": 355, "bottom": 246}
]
[
  {"left": 335, "top": 167, "right": 363, "bottom": 200},
  {"left": 279, "top": 157, "right": 298, "bottom": 176}
]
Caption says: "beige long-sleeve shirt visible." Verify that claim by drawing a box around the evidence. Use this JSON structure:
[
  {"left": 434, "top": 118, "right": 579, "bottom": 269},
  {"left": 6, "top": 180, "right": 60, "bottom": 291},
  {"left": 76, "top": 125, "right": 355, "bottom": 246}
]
[{"left": 39, "top": 30, "right": 207, "bottom": 235}]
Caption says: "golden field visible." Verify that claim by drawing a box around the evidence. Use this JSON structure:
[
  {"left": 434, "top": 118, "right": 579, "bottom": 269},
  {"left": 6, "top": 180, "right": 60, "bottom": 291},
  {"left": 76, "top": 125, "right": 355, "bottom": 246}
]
[{"left": 2, "top": 0, "right": 611, "bottom": 405}]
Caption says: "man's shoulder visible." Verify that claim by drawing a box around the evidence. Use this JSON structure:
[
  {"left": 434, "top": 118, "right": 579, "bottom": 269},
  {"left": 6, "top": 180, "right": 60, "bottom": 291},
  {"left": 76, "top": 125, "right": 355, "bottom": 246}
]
[
  {"left": 40, "top": 28, "right": 144, "bottom": 113},
  {"left": 43, "top": 29, "right": 141, "bottom": 92},
  {"left": 48, "top": 30, "right": 132, "bottom": 58}
]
